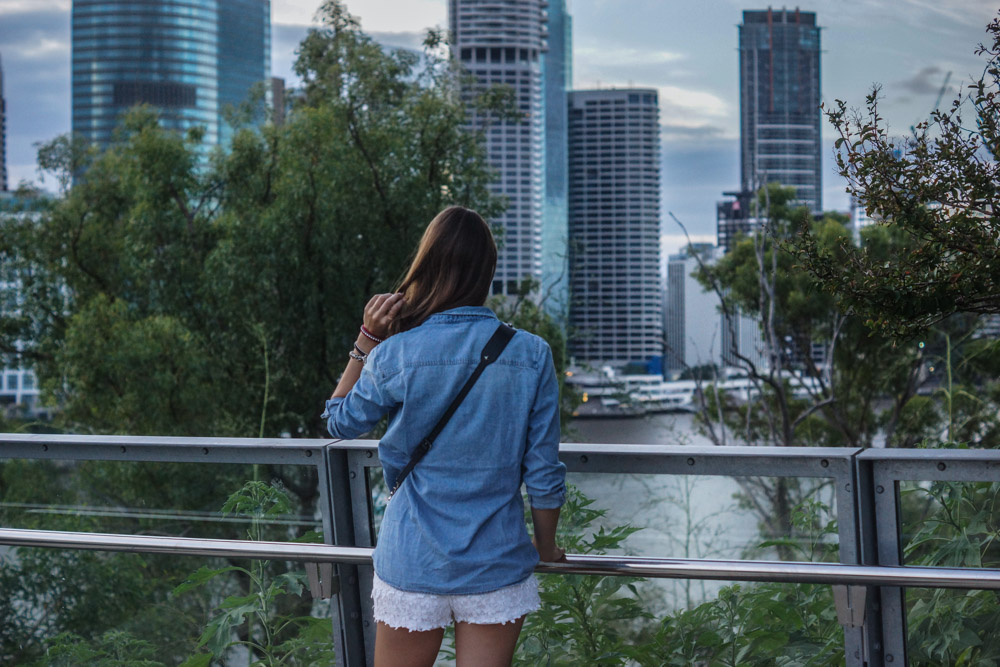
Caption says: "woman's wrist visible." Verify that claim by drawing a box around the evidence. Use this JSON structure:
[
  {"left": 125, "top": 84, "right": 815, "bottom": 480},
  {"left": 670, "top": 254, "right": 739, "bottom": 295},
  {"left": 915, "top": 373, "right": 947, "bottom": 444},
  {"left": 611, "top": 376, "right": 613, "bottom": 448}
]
[
  {"left": 359, "top": 324, "right": 385, "bottom": 344},
  {"left": 355, "top": 333, "right": 376, "bottom": 355}
]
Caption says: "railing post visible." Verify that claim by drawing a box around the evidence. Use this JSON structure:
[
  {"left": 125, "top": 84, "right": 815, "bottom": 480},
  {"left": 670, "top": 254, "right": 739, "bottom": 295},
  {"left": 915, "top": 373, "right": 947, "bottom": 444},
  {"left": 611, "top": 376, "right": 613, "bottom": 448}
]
[
  {"left": 837, "top": 451, "right": 868, "bottom": 666},
  {"left": 855, "top": 455, "right": 885, "bottom": 666},
  {"left": 867, "top": 457, "right": 907, "bottom": 665},
  {"left": 319, "top": 445, "right": 370, "bottom": 666}
]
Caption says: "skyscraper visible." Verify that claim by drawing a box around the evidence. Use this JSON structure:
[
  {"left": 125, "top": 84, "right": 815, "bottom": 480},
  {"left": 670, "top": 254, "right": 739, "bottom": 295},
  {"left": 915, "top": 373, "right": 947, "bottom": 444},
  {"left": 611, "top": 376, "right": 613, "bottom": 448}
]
[
  {"left": 72, "top": 0, "right": 270, "bottom": 150},
  {"left": 449, "top": 0, "right": 548, "bottom": 296},
  {"left": 1, "top": 52, "right": 7, "bottom": 192},
  {"left": 568, "top": 89, "right": 663, "bottom": 368},
  {"left": 541, "top": 0, "right": 571, "bottom": 313},
  {"left": 739, "top": 8, "right": 822, "bottom": 214},
  {"left": 665, "top": 244, "right": 723, "bottom": 374}
]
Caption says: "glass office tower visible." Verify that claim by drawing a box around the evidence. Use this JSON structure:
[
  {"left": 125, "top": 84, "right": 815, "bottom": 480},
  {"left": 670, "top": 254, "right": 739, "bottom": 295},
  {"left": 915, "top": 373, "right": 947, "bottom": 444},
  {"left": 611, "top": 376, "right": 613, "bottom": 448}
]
[
  {"left": 72, "top": 0, "right": 270, "bottom": 149},
  {"left": 739, "top": 8, "right": 822, "bottom": 214},
  {"left": 1, "top": 52, "right": 7, "bottom": 191},
  {"left": 541, "top": 0, "right": 571, "bottom": 315}
]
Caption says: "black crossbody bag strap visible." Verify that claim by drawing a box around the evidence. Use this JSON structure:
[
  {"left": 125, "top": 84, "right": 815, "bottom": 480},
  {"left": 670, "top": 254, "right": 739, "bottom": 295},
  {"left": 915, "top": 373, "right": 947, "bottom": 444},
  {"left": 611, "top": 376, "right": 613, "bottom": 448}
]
[{"left": 386, "top": 322, "right": 515, "bottom": 500}]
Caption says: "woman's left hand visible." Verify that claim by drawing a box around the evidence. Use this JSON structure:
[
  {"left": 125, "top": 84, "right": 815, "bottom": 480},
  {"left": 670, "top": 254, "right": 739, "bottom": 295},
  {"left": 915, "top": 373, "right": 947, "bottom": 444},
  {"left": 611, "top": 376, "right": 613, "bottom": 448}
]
[{"left": 364, "top": 293, "right": 406, "bottom": 340}]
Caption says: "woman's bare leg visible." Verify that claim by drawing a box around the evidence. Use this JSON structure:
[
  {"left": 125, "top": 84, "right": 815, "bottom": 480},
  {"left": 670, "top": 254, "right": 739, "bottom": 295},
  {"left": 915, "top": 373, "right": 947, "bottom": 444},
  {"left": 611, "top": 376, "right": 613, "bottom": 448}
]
[
  {"left": 454, "top": 615, "right": 525, "bottom": 667},
  {"left": 374, "top": 622, "right": 445, "bottom": 667}
]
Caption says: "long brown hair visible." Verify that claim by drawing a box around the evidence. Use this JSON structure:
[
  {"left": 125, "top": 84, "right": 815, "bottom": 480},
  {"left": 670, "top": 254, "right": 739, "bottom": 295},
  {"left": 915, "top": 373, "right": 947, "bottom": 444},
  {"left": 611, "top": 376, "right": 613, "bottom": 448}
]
[{"left": 390, "top": 206, "right": 497, "bottom": 334}]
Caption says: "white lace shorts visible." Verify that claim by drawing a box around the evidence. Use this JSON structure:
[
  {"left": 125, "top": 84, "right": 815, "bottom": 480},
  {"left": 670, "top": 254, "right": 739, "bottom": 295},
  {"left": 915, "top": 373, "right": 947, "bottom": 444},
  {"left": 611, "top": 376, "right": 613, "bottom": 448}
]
[{"left": 371, "top": 573, "right": 541, "bottom": 631}]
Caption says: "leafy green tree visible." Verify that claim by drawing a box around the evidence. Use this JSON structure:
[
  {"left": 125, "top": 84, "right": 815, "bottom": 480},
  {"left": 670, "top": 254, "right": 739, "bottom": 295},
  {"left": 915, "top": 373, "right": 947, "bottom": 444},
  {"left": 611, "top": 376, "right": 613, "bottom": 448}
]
[
  {"left": 796, "top": 12, "right": 1000, "bottom": 339},
  {"left": 0, "top": 0, "right": 507, "bottom": 441}
]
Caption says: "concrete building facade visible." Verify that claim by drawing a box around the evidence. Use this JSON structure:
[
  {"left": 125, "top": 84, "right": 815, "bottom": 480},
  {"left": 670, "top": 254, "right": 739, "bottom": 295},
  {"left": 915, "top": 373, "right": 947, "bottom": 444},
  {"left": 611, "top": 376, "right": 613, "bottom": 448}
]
[
  {"left": 739, "top": 8, "right": 822, "bottom": 214},
  {"left": 665, "top": 244, "right": 723, "bottom": 374},
  {"left": 568, "top": 88, "right": 662, "bottom": 367},
  {"left": 449, "top": 0, "right": 548, "bottom": 297},
  {"left": 71, "top": 0, "right": 270, "bottom": 150}
]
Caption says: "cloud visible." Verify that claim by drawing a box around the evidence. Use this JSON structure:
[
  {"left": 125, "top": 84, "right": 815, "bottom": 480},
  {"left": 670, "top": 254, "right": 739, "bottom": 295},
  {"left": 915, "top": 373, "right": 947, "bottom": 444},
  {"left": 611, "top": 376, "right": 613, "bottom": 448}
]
[
  {"left": 576, "top": 46, "right": 684, "bottom": 67},
  {"left": 896, "top": 66, "right": 951, "bottom": 95},
  {"left": 369, "top": 31, "right": 428, "bottom": 51},
  {"left": 656, "top": 85, "right": 735, "bottom": 142},
  {"left": 660, "top": 124, "right": 728, "bottom": 142},
  {"left": 0, "top": 0, "right": 69, "bottom": 14}
]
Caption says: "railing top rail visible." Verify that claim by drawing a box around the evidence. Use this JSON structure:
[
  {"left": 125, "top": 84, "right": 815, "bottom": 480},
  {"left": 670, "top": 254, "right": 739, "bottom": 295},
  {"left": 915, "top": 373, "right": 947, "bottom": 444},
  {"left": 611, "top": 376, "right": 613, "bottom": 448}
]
[
  {"left": 858, "top": 447, "right": 1000, "bottom": 463},
  {"left": 0, "top": 433, "right": 333, "bottom": 449},
  {"left": 0, "top": 433, "right": 329, "bottom": 465},
  {"left": 1, "top": 527, "right": 998, "bottom": 591}
]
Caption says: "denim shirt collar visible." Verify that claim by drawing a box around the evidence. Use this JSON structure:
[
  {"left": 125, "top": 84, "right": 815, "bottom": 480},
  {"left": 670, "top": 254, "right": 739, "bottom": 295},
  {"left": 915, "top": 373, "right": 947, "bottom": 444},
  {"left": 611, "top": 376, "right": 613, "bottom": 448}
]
[{"left": 422, "top": 305, "right": 498, "bottom": 324}]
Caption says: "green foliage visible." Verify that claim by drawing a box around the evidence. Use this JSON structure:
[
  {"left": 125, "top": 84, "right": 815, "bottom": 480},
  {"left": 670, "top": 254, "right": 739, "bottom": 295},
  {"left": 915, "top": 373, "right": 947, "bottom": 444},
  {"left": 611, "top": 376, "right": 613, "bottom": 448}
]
[
  {"left": 634, "top": 499, "right": 843, "bottom": 666},
  {"left": 901, "top": 480, "right": 1000, "bottom": 665},
  {"left": 515, "top": 486, "right": 649, "bottom": 665},
  {"left": 0, "top": 0, "right": 505, "bottom": 439},
  {"left": 173, "top": 481, "right": 334, "bottom": 666},
  {"left": 795, "top": 12, "right": 1000, "bottom": 338},
  {"left": 30, "top": 630, "right": 166, "bottom": 667}
]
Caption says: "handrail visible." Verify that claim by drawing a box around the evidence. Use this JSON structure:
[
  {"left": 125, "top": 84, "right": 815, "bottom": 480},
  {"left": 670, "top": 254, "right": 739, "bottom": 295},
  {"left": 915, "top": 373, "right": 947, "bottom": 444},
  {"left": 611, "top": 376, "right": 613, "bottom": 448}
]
[{"left": 2, "top": 527, "right": 999, "bottom": 591}]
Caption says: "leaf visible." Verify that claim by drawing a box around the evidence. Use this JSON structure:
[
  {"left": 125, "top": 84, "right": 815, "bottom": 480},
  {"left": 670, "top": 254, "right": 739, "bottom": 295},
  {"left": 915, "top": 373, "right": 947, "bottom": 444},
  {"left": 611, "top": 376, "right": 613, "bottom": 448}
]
[
  {"left": 179, "top": 654, "right": 213, "bottom": 667},
  {"left": 172, "top": 565, "right": 244, "bottom": 596}
]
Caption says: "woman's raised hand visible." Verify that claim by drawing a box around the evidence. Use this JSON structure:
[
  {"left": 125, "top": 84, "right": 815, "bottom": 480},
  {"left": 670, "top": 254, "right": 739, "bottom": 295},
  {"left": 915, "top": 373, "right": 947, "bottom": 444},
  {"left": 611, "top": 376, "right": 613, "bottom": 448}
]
[{"left": 364, "top": 293, "right": 407, "bottom": 340}]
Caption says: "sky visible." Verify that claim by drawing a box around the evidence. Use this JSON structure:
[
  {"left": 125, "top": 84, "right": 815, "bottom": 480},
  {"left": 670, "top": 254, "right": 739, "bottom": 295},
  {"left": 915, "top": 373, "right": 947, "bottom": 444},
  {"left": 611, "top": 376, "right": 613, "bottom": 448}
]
[{"left": 1, "top": 0, "right": 997, "bottom": 250}]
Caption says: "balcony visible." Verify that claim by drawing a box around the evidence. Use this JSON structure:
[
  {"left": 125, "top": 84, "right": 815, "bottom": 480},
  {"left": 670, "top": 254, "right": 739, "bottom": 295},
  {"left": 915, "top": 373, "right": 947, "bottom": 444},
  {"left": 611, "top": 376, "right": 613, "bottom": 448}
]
[{"left": 2, "top": 433, "right": 999, "bottom": 666}]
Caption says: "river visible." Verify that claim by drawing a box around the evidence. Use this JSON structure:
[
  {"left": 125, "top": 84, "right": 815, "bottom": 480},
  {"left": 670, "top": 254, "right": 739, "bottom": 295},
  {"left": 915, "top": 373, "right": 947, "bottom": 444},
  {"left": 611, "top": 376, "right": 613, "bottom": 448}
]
[{"left": 566, "top": 412, "right": 804, "bottom": 611}]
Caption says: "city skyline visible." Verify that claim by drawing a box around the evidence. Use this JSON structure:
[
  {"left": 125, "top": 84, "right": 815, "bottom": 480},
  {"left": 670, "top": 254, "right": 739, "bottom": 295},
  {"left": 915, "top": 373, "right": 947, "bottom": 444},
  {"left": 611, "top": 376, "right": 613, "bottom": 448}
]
[{"left": 0, "top": 0, "right": 995, "bottom": 246}]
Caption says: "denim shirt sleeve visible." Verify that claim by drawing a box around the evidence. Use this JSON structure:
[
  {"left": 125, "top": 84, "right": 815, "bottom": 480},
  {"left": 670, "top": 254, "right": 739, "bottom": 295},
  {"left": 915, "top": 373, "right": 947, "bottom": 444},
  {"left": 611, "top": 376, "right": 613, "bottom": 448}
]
[
  {"left": 321, "top": 352, "right": 394, "bottom": 439},
  {"left": 523, "top": 340, "right": 567, "bottom": 509}
]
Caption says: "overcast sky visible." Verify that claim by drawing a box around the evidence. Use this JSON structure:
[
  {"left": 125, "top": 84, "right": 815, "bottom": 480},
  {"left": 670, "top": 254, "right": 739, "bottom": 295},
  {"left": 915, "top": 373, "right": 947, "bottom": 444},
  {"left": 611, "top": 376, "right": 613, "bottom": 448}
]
[{"left": 1, "top": 0, "right": 996, "bottom": 245}]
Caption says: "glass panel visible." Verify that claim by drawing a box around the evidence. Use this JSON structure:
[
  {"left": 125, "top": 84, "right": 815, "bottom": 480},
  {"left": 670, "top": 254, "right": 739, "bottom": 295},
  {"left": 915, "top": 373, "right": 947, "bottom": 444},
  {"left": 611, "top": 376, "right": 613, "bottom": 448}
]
[
  {"left": 899, "top": 480, "right": 1000, "bottom": 664},
  {"left": 0, "top": 460, "right": 321, "bottom": 543},
  {"left": 0, "top": 550, "right": 336, "bottom": 665}
]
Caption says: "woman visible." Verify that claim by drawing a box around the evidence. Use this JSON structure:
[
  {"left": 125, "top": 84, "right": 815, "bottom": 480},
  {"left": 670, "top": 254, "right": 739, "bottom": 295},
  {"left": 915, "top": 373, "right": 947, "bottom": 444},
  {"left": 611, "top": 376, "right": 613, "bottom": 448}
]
[{"left": 323, "top": 206, "right": 566, "bottom": 667}]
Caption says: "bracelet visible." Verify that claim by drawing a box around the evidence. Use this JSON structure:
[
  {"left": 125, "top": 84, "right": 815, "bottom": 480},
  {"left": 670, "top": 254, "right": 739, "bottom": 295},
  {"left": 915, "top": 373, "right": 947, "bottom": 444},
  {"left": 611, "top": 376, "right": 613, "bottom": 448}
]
[
  {"left": 348, "top": 349, "right": 367, "bottom": 365},
  {"left": 353, "top": 342, "right": 369, "bottom": 356},
  {"left": 360, "top": 325, "right": 384, "bottom": 344}
]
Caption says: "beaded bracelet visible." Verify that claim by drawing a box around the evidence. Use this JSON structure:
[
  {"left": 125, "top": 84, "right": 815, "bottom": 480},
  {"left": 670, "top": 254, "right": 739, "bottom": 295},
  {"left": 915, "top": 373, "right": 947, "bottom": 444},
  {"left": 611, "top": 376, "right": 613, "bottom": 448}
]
[
  {"left": 348, "top": 349, "right": 367, "bottom": 365},
  {"left": 360, "top": 325, "right": 384, "bottom": 344}
]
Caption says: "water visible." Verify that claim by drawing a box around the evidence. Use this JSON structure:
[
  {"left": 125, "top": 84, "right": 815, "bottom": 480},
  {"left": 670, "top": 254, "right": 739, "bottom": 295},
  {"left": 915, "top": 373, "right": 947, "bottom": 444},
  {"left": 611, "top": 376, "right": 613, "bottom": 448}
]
[{"left": 566, "top": 413, "right": 816, "bottom": 612}]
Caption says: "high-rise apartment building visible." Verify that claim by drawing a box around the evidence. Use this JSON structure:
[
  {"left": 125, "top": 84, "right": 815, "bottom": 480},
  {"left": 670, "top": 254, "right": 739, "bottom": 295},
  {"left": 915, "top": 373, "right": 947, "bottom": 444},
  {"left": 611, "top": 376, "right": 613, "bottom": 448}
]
[
  {"left": 1, "top": 52, "right": 7, "bottom": 192},
  {"left": 72, "top": 0, "right": 270, "bottom": 150},
  {"left": 568, "top": 89, "right": 662, "bottom": 367},
  {"left": 739, "top": 8, "right": 822, "bottom": 214},
  {"left": 449, "top": 0, "right": 548, "bottom": 296},
  {"left": 541, "top": 0, "right": 571, "bottom": 313}
]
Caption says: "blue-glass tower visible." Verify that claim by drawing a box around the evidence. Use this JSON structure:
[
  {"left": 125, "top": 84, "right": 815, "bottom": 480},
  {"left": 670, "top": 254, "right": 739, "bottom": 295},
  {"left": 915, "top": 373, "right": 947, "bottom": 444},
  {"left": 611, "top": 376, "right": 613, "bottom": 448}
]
[
  {"left": 72, "top": 0, "right": 270, "bottom": 149},
  {"left": 738, "top": 8, "right": 821, "bottom": 214},
  {"left": 1, "top": 51, "right": 7, "bottom": 191},
  {"left": 541, "top": 0, "right": 571, "bottom": 316}
]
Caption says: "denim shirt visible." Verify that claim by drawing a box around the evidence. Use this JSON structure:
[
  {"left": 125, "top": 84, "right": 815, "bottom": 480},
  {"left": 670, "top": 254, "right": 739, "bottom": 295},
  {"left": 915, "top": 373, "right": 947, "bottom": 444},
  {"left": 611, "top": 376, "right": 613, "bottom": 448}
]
[{"left": 322, "top": 306, "right": 566, "bottom": 595}]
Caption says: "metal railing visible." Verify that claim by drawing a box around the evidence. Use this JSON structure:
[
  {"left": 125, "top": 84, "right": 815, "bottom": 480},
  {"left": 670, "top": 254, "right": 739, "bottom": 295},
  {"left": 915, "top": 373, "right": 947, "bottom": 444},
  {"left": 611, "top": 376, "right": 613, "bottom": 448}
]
[{"left": 2, "top": 433, "right": 1000, "bottom": 666}]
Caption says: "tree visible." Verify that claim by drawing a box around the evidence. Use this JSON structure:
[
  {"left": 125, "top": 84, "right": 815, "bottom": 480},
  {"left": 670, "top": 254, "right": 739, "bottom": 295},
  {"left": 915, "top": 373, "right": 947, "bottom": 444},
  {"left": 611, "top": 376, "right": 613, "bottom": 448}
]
[
  {"left": 795, "top": 12, "right": 1000, "bottom": 339},
  {"left": 0, "top": 1, "right": 508, "bottom": 440},
  {"left": 688, "top": 185, "right": 928, "bottom": 553}
]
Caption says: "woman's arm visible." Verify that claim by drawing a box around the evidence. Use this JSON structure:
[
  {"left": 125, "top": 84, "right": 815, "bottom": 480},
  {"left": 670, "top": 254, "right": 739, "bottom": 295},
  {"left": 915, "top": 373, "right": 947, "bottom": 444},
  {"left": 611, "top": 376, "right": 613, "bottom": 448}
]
[
  {"left": 330, "top": 293, "right": 406, "bottom": 399},
  {"left": 531, "top": 506, "right": 566, "bottom": 562},
  {"left": 523, "top": 341, "right": 567, "bottom": 561}
]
